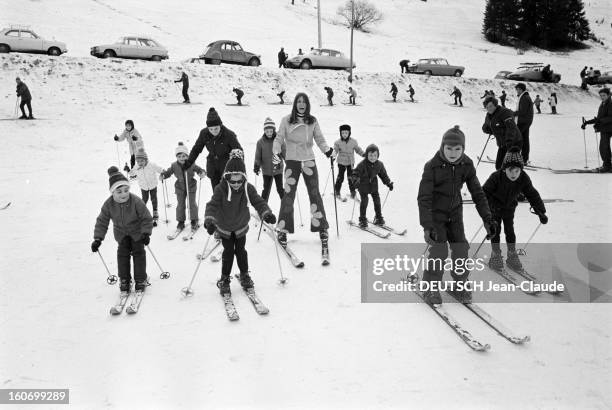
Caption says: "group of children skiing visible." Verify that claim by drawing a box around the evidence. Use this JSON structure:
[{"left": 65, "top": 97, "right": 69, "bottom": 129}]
[{"left": 93, "top": 101, "right": 550, "bottom": 307}]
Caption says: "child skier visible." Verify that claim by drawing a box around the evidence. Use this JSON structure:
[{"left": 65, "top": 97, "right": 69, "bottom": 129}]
[
  {"left": 324, "top": 86, "right": 334, "bottom": 106},
  {"left": 334, "top": 124, "right": 364, "bottom": 200},
  {"left": 390, "top": 82, "right": 398, "bottom": 102},
  {"left": 351, "top": 144, "right": 393, "bottom": 227},
  {"left": 114, "top": 120, "right": 144, "bottom": 171},
  {"left": 534, "top": 95, "right": 542, "bottom": 114},
  {"left": 408, "top": 85, "right": 415, "bottom": 102},
  {"left": 204, "top": 150, "right": 276, "bottom": 294},
  {"left": 233, "top": 88, "right": 244, "bottom": 105},
  {"left": 160, "top": 142, "right": 206, "bottom": 232},
  {"left": 417, "top": 126, "right": 496, "bottom": 304},
  {"left": 548, "top": 93, "right": 558, "bottom": 114},
  {"left": 483, "top": 148, "right": 547, "bottom": 273},
  {"left": 129, "top": 148, "right": 163, "bottom": 226},
  {"left": 91, "top": 166, "right": 153, "bottom": 292},
  {"left": 254, "top": 117, "right": 285, "bottom": 202},
  {"left": 174, "top": 71, "right": 190, "bottom": 103},
  {"left": 347, "top": 87, "right": 357, "bottom": 105}
]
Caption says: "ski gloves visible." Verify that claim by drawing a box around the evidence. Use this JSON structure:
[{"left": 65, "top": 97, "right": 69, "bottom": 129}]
[
  {"left": 253, "top": 165, "right": 260, "bottom": 176},
  {"left": 91, "top": 239, "right": 102, "bottom": 253},
  {"left": 387, "top": 182, "right": 394, "bottom": 191},
  {"left": 262, "top": 211, "right": 277, "bottom": 225},
  {"left": 424, "top": 228, "right": 437, "bottom": 246},
  {"left": 141, "top": 234, "right": 150, "bottom": 246},
  {"left": 484, "top": 219, "right": 498, "bottom": 239},
  {"left": 538, "top": 214, "right": 548, "bottom": 224}
]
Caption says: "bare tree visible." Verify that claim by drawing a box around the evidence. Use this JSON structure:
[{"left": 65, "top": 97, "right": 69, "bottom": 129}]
[{"left": 337, "top": 0, "right": 383, "bottom": 31}]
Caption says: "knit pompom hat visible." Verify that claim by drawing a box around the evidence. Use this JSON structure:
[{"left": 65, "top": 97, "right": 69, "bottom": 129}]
[
  {"left": 108, "top": 166, "right": 129, "bottom": 192},
  {"left": 175, "top": 142, "right": 189, "bottom": 157},
  {"left": 263, "top": 117, "right": 276, "bottom": 130},
  {"left": 502, "top": 147, "right": 524, "bottom": 170},
  {"left": 441, "top": 125, "right": 465, "bottom": 148},
  {"left": 135, "top": 148, "right": 148, "bottom": 161},
  {"left": 206, "top": 107, "right": 222, "bottom": 127},
  {"left": 223, "top": 149, "right": 250, "bottom": 202}
]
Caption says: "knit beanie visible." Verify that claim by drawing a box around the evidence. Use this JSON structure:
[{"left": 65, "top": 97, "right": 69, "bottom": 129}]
[
  {"left": 135, "top": 148, "right": 148, "bottom": 161},
  {"left": 108, "top": 166, "right": 129, "bottom": 192},
  {"left": 263, "top": 117, "right": 276, "bottom": 130},
  {"left": 125, "top": 119, "right": 134, "bottom": 128},
  {"left": 206, "top": 107, "right": 222, "bottom": 127},
  {"left": 441, "top": 125, "right": 465, "bottom": 148},
  {"left": 502, "top": 147, "right": 524, "bottom": 170},
  {"left": 339, "top": 124, "right": 351, "bottom": 138},
  {"left": 223, "top": 149, "right": 249, "bottom": 202},
  {"left": 365, "top": 144, "right": 379, "bottom": 157},
  {"left": 175, "top": 141, "right": 189, "bottom": 156}
]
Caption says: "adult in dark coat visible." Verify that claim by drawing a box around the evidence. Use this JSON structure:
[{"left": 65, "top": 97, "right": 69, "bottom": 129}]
[
  {"left": 399, "top": 59, "right": 410, "bottom": 73},
  {"left": 277, "top": 47, "right": 288, "bottom": 68},
  {"left": 482, "top": 96, "right": 522, "bottom": 169},
  {"left": 174, "top": 71, "right": 190, "bottom": 103},
  {"left": 232, "top": 88, "right": 244, "bottom": 105},
  {"left": 183, "top": 107, "right": 243, "bottom": 189},
  {"left": 450, "top": 87, "right": 463, "bottom": 106},
  {"left": 500, "top": 90, "right": 507, "bottom": 107},
  {"left": 582, "top": 88, "right": 612, "bottom": 172},
  {"left": 15, "top": 77, "right": 33, "bottom": 119},
  {"left": 513, "top": 83, "right": 534, "bottom": 163}
]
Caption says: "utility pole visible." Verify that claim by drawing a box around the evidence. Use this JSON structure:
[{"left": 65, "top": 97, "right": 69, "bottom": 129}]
[
  {"left": 317, "top": 0, "right": 322, "bottom": 48},
  {"left": 349, "top": 0, "right": 354, "bottom": 83}
]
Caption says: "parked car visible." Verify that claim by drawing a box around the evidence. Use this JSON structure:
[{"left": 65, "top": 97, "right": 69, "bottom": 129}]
[
  {"left": 0, "top": 26, "right": 67, "bottom": 56},
  {"left": 90, "top": 36, "right": 168, "bottom": 61},
  {"left": 285, "top": 48, "right": 355, "bottom": 70},
  {"left": 505, "top": 63, "right": 561, "bottom": 83},
  {"left": 494, "top": 70, "right": 512, "bottom": 79},
  {"left": 407, "top": 58, "right": 464, "bottom": 76},
  {"left": 585, "top": 70, "right": 612, "bottom": 85},
  {"left": 199, "top": 40, "right": 261, "bottom": 66}
]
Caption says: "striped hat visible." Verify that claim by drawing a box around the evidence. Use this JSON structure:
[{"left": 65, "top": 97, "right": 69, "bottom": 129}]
[
  {"left": 108, "top": 166, "right": 129, "bottom": 192},
  {"left": 135, "top": 148, "right": 148, "bottom": 161},
  {"left": 263, "top": 117, "right": 276, "bottom": 130}
]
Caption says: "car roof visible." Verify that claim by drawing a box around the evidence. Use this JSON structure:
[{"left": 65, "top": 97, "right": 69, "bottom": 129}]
[{"left": 211, "top": 40, "right": 239, "bottom": 45}]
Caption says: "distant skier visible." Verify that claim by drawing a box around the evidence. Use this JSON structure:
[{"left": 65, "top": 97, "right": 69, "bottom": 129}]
[
  {"left": 334, "top": 124, "right": 364, "bottom": 200},
  {"left": 174, "top": 71, "right": 190, "bottom": 103},
  {"left": 417, "top": 125, "right": 495, "bottom": 305},
  {"left": 160, "top": 142, "right": 206, "bottom": 232},
  {"left": 114, "top": 120, "right": 144, "bottom": 170},
  {"left": 390, "top": 82, "right": 398, "bottom": 102},
  {"left": 347, "top": 87, "right": 357, "bottom": 105},
  {"left": 254, "top": 117, "right": 285, "bottom": 201},
  {"left": 582, "top": 87, "right": 612, "bottom": 173},
  {"left": 204, "top": 150, "right": 276, "bottom": 295},
  {"left": 580, "top": 66, "right": 588, "bottom": 90},
  {"left": 408, "top": 84, "right": 415, "bottom": 102},
  {"left": 548, "top": 93, "right": 557, "bottom": 114},
  {"left": 15, "top": 77, "right": 33, "bottom": 119},
  {"left": 277, "top": 90, "right": 285, "bottom": 104},
  {"left": 450, "top": 86, "right": 463, "bottom": 106},
  {"left": 278, "top": 47, "right": 288, "bottom": 68},
  {"left": 233, "top": 88, "right": 244, "bottom": 105},
  {"left": 298, "top": 48, "right": 304, "bottom": 55},
  {"left": 351, "top": 144, "right": 393, "bottom": 228},
  {"left": 514, "top": 83, "right": 533, "bottom": 163},
  {"left": 533, "top": 94, "right": 542, "bottom": 114},
  {"left": 399, "top": 59, "right": 410, "bottom": 74},
  {"left": 92, "top": 166, "right": 153, "bottom": 293},
  {"left": 324, "top": 86, "right": 334, "bottom": 106},
  {"left": 482, "top": 96, "right": 522, "bottom": 169},
  {"left": 500, "top": 90, "right": 507, "bottom": 107},
  {"left": 129, "top": 148, "right": 163, "bottom": 225},
  {"left": 483, "top": 148, "right": 547, "bottom": 273}
]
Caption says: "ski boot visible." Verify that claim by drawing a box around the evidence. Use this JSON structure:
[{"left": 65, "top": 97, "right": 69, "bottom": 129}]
[
  {"left": 119, "top": 278, "right": 131, "bottom": 293},
  {"left": 191, "top": 219, "right": 199, "bottom": 230},
  {"left": 488, "top": 248, "right": 504, "bottom": 271},
  {"left": 239, "top": 272, "right": 254, "bottom": 290},
  {"left": 373, "top": 215, "right": 385, "bottom": 226},
  {"left": 422, "top": 289, "right": 442, "bottom": 305},
  {"left": 506, "top": 245, "right": 524, "bottom": 272},
  {"left": 358, "top": 217, "right": 368, "bottom": 229},
  {"left": 350, "top": 191, "right": 357, "bottom": 199},
  {"left": 277, "top": 231, "right": 287, "bottom": 248},
  {"left": 450, "top": 280, "right": 472, "bottom": 304},
  {"left": 177, "top": 221, "right": 185, "bottom": 230},
  {"left": 153, "top": 210, "right": 159, "bottom": 226},
  {"left": 595, "top": 165, "right": 612, "bottom": 173},
  {"left": 134, "top": 276, "right": 150, "bottom": 292},
  {"left": 216, "top": 275, "right": 231, "bottom": 295}
]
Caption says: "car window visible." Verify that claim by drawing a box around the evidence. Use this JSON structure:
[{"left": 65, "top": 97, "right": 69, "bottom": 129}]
[
  {"left": 418, "top": 59, "right": 428, "bottom": 64},
  {"left": 203, "top": 45, "right": 212, "bottom": 54},
  {"left": 5, "top": 30, "right": 19, "bottom": 37},
  {"left": 320, "top": 50, "right": 330, "bottom": 57},
  {"left": 140, "top": 39, "right": 157, "bottom": 47},
  {"left": 222, "top": 43, "right": 232, "bottom": 50},
  {"left": 21, "top": 31, "right": 37, "bottom": 39},
  {"left": 126, "top": 38, "right": 139, "bottom": 46},
  {"left": 440, "top": 59, "right": 449, "bottom": 65},
  {"left": 233, "top": 44, "right": 243, "bottom": 51}
]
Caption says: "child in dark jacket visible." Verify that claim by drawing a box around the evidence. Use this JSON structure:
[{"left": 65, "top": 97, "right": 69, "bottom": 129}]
[
  {"left": 160, "top": 142, "right": 205, "bottom": 231},
  {"left": 334, "top": 124, "right": 364, "bottom": 199},
  {"left": 351, "top": 144, "right": 393, "bottom": 228},
  {"left": 417, "top": 126, "right": 496, "bottom": 304},
  {"left": 483, "top": 148, "right": 547, "bottom": 272},
  {"left": 92, "top": 167, "right": 153, "bottom": 292},
  {"left": 254, "top": 117, "right": 285, "bottom": 202},
  {"left": 204, "top": 150, "right": 276, "bottom": 295}
]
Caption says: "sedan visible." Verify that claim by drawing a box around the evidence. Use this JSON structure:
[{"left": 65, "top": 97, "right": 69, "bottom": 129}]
[
  {"left": 506, "top": 63, "right": 561, "bottom": 83},
  {"left": 91, "top": 36, "right": 168, "bottom": 61},
  {"left": 199, "top": 40, "right": 261, "bottom": 66},
  {"left": 408, "top": 58, "right": 464, "bottom": 76},
  {"left": 585, "top": 70, "right": 612, "bottom": 85},
  {"left": 285, "top": 48, "right": 355, "bottom": 70},
  {"left": 0, "top": 26, "right": 67, "bottom": 56}
]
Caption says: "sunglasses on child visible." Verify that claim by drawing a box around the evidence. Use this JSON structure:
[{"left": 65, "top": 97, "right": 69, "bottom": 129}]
[{"left": 226, "top": 173, "right": 245, "bottom": 186}]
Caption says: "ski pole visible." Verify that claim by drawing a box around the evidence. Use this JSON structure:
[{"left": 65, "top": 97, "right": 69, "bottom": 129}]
[
  {"left": 184, "top": 171, "right": 192, "bottom": 223},
  {"left": 296, "top": 190, "right": 304, "bottom": 227},
  {"left": 181, "top": 234, "right": 212, "bottom": 296},
  {"left": 322, "top": 167, "right": 331, "bottom": 196},
  {"left": 272, "top": 225, "right": 288, "bottom": 285},
  {"left": 350, "top": 192, "right": 357, "bottom": 220},
  {"left": 257, "top": 213, "right": 265, "bottom": 241},
  {"left": 594, "top": 131, "right": 601, "bottom": 168},
  {"left": 163, "top": 178, "right": 172, "bottom": 208},
  {"left": 330, "top": 157, "right": 339, "bottom": 237},
  {"left": 254, "top": 173, "right": 258, "bottom": 191},
  {"left": 405, "top": 243, "right": 429, "bottom": 283},
  {"left": 476, "top": 135, "right": 493, "bottom": 168},
  {"left": 471, "top": 235, "right": 488, "bottom": 259},
  {"left": 14, "top": 97, "right": 19, "bottom": 118},
  {"left": 469, "top": 223, "right": 483, "bottom": 245},
  {"left": 96, "top": 251, "right": 118, "bottom": 285},
  {"left": 518, "top": 223, "right": 541, "bottom": 256},
  {"left": 161, "top": 179, "right": 169, "bottom": 224},
  {"left": 146, "top": 245, "right": 170, "bottom": 279},
  {"left": 581, "top": 120, "right": 588, "bottom": 169},
  {"left": 197, "top": 177, "right": 202, "bottom": 211},
  {"left": 115, "top": 141, "right": 121, "bottom": 168},
  {"left": 381, "top": 188, "right": 391, "bottom": 210}
]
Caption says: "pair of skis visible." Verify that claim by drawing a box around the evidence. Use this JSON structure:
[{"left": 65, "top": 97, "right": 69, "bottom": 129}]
[
  {"left": 167, "top": 225, "right": 200, "bottom": 241},
  {"left": 346, "top": 220, "right": 407, "bottom": 238},
  {"left": 110, "top": 290, "right": 145, "bottom": 315},
  {"left": 222, "top": 287, "right": 269, "bottom": 321},
  {"left": 251, "top": 212, "right": 305, "bottom": 268},
  {"left": 463, "top": 198, "right": 573, "bottom": 205}
]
